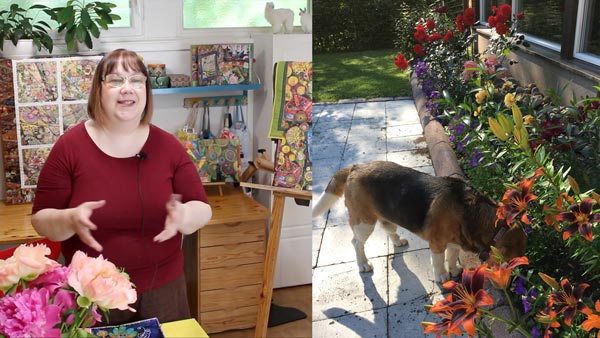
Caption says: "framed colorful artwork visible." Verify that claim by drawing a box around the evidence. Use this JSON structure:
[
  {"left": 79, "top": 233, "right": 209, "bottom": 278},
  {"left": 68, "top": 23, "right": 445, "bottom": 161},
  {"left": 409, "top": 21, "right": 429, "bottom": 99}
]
[
  {"left": 190, "top": 43, "right": 252, "bottom": 86},
  {"left": 0, "top": 55, "right": 102, "bottom": 204}
]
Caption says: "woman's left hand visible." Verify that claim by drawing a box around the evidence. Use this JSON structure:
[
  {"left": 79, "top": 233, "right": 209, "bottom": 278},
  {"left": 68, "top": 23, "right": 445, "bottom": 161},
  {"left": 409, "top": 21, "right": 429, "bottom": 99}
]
[{"left": 154, "top": 194, "right": 184, "bottom": 242}]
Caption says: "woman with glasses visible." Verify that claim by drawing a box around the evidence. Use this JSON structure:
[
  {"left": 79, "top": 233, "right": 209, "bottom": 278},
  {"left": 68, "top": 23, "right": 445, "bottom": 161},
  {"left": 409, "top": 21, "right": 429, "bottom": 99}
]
[{"left": 31, "top": 49, "right": 212, "bottom": 325}]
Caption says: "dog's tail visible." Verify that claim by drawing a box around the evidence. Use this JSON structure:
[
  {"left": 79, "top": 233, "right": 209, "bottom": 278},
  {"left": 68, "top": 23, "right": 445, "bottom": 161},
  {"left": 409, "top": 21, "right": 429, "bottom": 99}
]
[{"left": 312, "top": 165, "right": 354, "bottom": 217}]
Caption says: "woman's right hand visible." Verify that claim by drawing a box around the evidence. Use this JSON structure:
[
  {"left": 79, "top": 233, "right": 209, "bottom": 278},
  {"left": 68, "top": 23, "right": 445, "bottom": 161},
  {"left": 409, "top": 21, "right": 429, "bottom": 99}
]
[{"left": 70, "top": 200, "right": 106, "bottom": 252}]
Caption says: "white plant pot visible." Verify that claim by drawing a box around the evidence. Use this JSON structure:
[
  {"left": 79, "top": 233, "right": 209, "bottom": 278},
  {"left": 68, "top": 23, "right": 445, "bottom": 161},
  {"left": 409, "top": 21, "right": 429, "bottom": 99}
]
[{"left": 1, "top": 40, "right": 37, "bottom": 59}]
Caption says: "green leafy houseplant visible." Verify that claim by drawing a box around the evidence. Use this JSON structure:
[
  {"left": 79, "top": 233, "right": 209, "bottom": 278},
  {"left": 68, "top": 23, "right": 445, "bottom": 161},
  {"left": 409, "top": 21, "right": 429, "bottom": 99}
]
[
  {"left": 0, "top": 3, "right": 55, "bottom": 53},
  {"left": 53, "top": 0, "right": 121, "bottom": 52}
]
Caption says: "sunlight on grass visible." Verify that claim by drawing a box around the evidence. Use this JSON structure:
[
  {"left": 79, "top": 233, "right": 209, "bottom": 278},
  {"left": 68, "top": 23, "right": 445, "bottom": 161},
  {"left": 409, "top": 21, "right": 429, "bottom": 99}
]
[{"left": 314, "top": 49, "right": 412, "bottom": 103}]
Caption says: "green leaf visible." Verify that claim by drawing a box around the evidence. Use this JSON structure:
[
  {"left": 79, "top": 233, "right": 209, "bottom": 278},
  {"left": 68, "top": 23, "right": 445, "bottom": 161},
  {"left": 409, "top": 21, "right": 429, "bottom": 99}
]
[
  {"left": 57, "top": 7, "right": 75, "bottom": 24},
  {"left": 81, "top": 10, "right": 92, "bottom": 28}
]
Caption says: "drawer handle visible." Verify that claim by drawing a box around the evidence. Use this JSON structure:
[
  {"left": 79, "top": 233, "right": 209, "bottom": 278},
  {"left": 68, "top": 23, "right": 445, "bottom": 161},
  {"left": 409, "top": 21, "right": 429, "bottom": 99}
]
[{"left": 223, "top": 222, "right": 242, "bottom": 227}]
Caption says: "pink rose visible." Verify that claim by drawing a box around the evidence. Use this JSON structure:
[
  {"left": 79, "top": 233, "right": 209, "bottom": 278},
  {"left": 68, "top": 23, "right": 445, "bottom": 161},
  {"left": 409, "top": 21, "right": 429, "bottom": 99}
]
[
  {"left": 0, "top": 260, "right": 20, "bottom": 291},
  {"left": 67, "top": 251, "right": 137, "bottom": 311},
  {"left": 463, "top": 60, "right": 478, "bottom": 81}
]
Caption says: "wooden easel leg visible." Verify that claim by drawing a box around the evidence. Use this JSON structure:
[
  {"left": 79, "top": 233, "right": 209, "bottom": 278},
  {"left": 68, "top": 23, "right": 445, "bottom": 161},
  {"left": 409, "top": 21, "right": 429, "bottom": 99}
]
[{"left": 254, "top": 192, "right": 286, "bottom": 338}]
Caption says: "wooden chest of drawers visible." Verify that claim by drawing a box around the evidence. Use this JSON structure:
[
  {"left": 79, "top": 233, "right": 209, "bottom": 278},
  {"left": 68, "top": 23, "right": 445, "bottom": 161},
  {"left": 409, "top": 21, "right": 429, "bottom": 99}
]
[{"left": 183, "top": 185, "right": 269, "bottom": 333}]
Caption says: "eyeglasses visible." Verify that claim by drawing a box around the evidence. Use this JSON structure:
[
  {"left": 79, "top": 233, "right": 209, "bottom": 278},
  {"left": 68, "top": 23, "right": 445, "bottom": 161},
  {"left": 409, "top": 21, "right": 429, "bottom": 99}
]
[{"left": 103, "top": 74, "right": 147, "bottom": 89}]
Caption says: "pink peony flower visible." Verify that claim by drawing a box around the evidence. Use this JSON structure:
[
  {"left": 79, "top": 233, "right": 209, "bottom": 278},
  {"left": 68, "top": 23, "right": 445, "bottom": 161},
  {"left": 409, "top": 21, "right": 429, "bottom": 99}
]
[
  {"left": 0, "top": 287, "right": 61, "bottom": 338},
  {"left": 12, "top": 243, "right": 60, "bottom": 282},
  {"left": 67, "top": 251, "right": 137, "bottom": 311}
]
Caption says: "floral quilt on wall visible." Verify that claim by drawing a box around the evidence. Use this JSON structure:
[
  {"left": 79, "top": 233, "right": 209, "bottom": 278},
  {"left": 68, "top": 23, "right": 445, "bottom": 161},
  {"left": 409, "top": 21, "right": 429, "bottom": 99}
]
[
  {"left": 0, "top": 56, "right": 101, "bottom": 204},
  {"left": 270, "top": 61, "right": 312, "bottom": 191}
]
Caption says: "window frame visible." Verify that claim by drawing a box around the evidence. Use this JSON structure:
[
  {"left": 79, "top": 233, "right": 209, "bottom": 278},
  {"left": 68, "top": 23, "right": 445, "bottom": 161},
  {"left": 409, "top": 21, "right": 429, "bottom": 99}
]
[{"left": 478, "top": 0, "right": 600, "bottom": 67}]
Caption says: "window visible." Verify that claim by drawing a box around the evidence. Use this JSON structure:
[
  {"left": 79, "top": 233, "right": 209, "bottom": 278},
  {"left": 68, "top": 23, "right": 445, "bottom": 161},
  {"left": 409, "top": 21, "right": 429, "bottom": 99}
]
[
  {"left": 479, "top": 0, "right": 600, "bottom": 66},
  {"left": 0, "top": 0, "right": 132, "bottom": 28},
  {"left": 575, "top": 0, "right": 600, "bottom": 59},
  {"left": 182, "top": 0, "right": 310, "bottom": 29}
]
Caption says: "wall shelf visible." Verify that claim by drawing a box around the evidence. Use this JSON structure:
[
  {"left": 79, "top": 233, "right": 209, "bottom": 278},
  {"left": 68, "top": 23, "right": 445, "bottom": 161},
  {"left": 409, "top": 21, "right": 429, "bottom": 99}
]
[{"left": 152, "top": 83, "right": 261, "bottom": 95}]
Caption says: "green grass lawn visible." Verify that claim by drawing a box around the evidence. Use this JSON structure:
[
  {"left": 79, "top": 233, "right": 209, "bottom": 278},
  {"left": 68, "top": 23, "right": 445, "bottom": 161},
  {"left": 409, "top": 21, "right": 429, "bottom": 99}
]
[{"left": 313, "top": 49, "right": 412, "bottom": 103}]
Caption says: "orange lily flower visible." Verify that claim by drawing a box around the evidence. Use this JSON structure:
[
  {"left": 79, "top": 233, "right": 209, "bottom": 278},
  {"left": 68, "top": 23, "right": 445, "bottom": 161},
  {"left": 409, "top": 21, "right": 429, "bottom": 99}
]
[
  {"left": 429, "top": 265, "right": 494, "bottom": 336},
  {"left": 536, "top": 308, "right": 561, "bottom": 338},
  {"left": 548, "top": 278, "right": 590, "bottom": 326},
  {"left": 485, "top": 256, "right": 529, "bottom": 289},
  {"left": 557, "top": 198, "right": 600, "bottom": 242},
  {"left": 582, "top": 300, "right": 600, "bottom": 332},
  {"left": 496, "top": 169, "right": 542, "bottom": 226}
]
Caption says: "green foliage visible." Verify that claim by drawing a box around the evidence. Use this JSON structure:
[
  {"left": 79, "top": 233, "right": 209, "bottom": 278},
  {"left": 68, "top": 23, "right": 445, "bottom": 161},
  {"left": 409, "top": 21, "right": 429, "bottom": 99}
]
[
  {"left": 0, "top": 3, "right": 55, "bottom": 52},
  {"left": 52, "top": 0, "right": 120, "bottom": 51},
  {"left": 313, "top": 49, "right": 412, "bottom": 102},
  {"left": 313, "top": 0, "right": 404, "bottom": 53}
]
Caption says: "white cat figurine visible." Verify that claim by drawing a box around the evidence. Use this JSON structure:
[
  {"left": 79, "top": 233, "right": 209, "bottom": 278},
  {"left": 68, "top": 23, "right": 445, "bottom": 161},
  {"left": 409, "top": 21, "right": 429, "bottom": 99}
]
[
  {"left": 265, "top": 2, "right": 294, "bottom": 34},
  {"left": 299, "top": 8, "right": 312, "bottom": 34}
]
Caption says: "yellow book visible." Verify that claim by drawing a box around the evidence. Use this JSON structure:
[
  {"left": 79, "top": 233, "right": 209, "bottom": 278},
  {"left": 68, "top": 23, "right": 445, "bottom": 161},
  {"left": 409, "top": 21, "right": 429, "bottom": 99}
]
[{"left": 161, "top": 319, "right": 209, "bottom": 338}]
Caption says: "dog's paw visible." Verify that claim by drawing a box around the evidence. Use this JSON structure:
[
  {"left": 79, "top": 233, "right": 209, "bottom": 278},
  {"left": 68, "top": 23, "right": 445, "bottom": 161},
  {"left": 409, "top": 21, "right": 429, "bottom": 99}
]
[
  {"left": 448, "top": 265, "right": 462, "bottom": 278},
  {"left": 357, "top": 260, "right": 374, "bottom": 273},
  {"left": 390, "top": 236, "right": 409, "bottom": 247},
  {"left": 434, "top": 272, "right": 451, "bottom": 283}
]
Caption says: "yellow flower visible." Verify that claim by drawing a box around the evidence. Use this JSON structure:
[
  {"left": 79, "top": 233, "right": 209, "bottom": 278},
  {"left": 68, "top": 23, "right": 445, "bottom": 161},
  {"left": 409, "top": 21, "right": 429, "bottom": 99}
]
[
  {"left": 524, "top": 115, "right": 535, "bottom": 124},
  {"left": 512, "top": 104, "right": 523, "bottom": 129},
  {"left": 475, "top": 89, "right": 489, "bottom": 104},
  {"left": 502, "top": 81, "right": 514, "bottom": 90},
  {"left": 504, "top": 92, "right": 517, "bottom": 108},
  {"left": 474, "top": 106, "right": 481, "bottom": 117}
]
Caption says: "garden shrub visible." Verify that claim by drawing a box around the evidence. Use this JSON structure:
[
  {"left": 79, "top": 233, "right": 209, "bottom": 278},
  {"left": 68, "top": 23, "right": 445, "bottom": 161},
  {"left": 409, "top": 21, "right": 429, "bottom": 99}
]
[{"left": 395, "top": 2, "right": 600, "bottom": 337}]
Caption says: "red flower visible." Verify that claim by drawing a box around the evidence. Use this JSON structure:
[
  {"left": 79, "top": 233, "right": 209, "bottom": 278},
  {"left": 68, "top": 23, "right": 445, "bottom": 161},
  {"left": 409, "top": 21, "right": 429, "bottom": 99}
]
[
  {"left": 488, "top": 15, "right": 497, "bottom": 28},
  {"left": 557, "top": 198, "right": 600, "bottom": 242},
  {"left": 429, "top": 265, "right": 494, "bottom": 336},
  {"left": 414, "top": 24, "right": 428, "bottom": 42},
  {"left": 516, "top": 12, "right": 525, "bottom": 20},
  {"left": 462, "top": 8, "right": 477, "bottom": 26},
  {"left": 496, "top": 169, "right": 542, "bottom": 226},
  {"left": 428, "top": 33, "right": 442, "bottom": 42},
  {"left": 495, "top": 22, "right": 508, "bottom": 35},
  {"left": 548, "top": 279, "right": 591, "bottom": 326},
  {"left": 435, "top": 6, "right": 448, "bottom": 13},
  {"left": 413, "top": 44, "right": 426, "bottom": 56},
  {"left": 426, "top": 19, "right": 436, "bottom": 31},
  {"left": 442, "top": 30, "right": 452, "bottom": 42},
  {"left": 582, "top": 300, "right": 600, "bottom": 332},
  {"left": 394, "top": 53, "right": 409, "bottom": 70},
  {"left": 485, "top": 256, "right": 529, "bottom": 289},
  {"left": 497, "top": 4, "right": 512, "bottom": 20},
  {"left": 455, "top": 14, "right": 465, "bottom": 33}
]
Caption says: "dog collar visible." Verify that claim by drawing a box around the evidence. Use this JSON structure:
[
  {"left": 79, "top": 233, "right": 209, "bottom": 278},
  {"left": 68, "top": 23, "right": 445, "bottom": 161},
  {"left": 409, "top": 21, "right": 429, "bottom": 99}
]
[{"left": 478, "top": 224, "right": 509, "bottom": 261}]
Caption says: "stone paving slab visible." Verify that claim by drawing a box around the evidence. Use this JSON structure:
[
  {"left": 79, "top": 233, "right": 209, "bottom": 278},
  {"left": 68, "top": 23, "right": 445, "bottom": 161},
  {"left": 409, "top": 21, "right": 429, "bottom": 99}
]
[
  {"left": 313, "top": 257, "right": 389, "bottom": 321},
  {"left": 313, "top": 99, "right": 441, "bottom": 338}
]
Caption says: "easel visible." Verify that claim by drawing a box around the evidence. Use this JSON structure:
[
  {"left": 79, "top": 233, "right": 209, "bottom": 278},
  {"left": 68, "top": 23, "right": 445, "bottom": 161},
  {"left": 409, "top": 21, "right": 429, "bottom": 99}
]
[{"left": 239, "top": 166, "right": 311, "bottom": 337}]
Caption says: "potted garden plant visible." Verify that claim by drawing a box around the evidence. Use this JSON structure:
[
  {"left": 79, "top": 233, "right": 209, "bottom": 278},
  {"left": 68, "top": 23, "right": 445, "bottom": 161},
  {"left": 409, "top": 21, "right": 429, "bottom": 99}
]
[
  {"left": 0, "top": 3, "right": 55, "bottom": 56},
  {"left": 52, "top": 0, "right": 121, "bottom": 52}
]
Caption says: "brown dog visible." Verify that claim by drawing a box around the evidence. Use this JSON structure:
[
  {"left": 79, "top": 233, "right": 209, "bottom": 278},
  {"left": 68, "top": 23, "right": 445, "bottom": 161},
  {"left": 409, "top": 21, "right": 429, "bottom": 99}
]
[{"left": 313, "top": 161, "right": 527, "bottom": 282}]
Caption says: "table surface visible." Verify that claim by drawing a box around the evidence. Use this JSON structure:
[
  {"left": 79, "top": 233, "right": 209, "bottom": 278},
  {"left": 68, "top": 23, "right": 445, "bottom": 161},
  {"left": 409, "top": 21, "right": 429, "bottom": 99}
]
[{"left": 0, "top": 184, "right": 269, "bottom": 246}]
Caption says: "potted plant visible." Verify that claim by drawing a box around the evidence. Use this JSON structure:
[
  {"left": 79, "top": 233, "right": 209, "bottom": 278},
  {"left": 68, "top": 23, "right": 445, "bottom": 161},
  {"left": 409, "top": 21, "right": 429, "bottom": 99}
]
[
  {"left": 52, "top": 0, "right": 121, "bottom": 52},
  {"left": 0, "top": 3, "right": 55, "bottom": 54}
]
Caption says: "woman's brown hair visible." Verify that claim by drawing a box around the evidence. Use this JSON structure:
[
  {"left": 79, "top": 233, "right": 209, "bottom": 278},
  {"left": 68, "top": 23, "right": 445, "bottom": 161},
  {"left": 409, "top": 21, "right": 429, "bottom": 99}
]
[{"left": 87, "top": 49, "right": 154, "bottom": 125}]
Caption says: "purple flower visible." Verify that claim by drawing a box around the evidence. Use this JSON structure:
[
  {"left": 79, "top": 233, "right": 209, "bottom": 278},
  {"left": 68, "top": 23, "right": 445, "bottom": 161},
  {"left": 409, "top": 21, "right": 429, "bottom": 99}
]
[
  {"left": 522, "top": 296, "right": 532, "bottom": 313},
  {"left": 449, "top": 134, "right": 456, "bottom": 142},
  {"left": 515, "top": 276, "right": 527, "bottom": 295},
  {"left": 532, "top": 326, "right": 541, "bottom": 338},
  {"left": 456, "top": 142, "right": 465, "bottom": 152},
  {"left": 456, "top": 123, "right": 465, "bottom": 134}
]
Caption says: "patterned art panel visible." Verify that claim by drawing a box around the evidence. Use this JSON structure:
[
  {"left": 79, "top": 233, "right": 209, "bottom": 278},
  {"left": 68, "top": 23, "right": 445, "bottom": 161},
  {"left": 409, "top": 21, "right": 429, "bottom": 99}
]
[
  {"left": 270, "top": 61, "right": 313, "bottom": 191},
  {"left": 0, "top": 55, "right": 101, "bottom": 203},
  {"left": 15, "top": 61, "right": 59, "bottom": 103}
]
